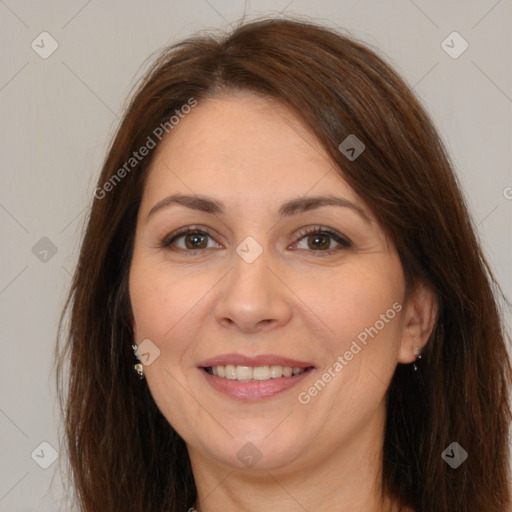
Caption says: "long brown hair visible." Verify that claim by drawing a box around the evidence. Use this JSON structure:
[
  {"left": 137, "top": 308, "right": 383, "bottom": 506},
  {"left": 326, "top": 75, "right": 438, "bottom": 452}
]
[{"left": 56, "top": 17, "right": 512, "bottom": 512}]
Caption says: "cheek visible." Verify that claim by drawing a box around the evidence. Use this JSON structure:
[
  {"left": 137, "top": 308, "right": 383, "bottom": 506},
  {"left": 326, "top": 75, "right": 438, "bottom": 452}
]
[
  {"left": 294, "top": 265, "right": 403, "bottom": 422},
  {"left": 129, "top": 258, "right": 201, "bottom": 340},
  {"left": 129, "top": 257, "right": 226, "bottom": 381},
  {"left": 303, "top": 263, "right": 403, "bottom": 347},
  {"left": 129, "top": 270, "right": 168, "bottom": 340}
]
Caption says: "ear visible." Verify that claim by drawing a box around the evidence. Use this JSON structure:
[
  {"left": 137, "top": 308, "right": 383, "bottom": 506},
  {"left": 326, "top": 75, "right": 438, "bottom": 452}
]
[{"left": 398, "top": 282, "right": 438, "bottom": 364}]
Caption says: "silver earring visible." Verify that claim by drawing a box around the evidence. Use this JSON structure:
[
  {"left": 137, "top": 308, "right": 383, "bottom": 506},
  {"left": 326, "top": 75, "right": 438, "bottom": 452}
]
[
  {"left": 413, "top": 345, "right": 422, "bottom": 371},
  {"left": 132, "top": 344, "right": 144, "bottom": 379}
]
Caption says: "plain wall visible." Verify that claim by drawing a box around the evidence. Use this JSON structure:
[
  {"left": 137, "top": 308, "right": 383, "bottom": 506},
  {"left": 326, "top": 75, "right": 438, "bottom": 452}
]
[{"left": 1, "top": 1, "right": 511, "bottom": 510}]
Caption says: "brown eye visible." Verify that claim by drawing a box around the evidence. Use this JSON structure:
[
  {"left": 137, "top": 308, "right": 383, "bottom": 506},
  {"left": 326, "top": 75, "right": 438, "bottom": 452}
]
[
  {"left": 293, "top": 227, "right": 352, "bottom": 254},
  {"left": 184, "top": 233, "right": 208, "bottom": 249},
  {"left": 163, "top": 228, "right": 221, "bottom": 252},
  {"left": 307, "top": 234, "right": 331, "bottom": 250}
]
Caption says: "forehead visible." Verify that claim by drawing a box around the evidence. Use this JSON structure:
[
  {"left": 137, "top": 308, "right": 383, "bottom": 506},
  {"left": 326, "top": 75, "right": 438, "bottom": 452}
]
[{"left": 142, "top": 92, "right": 363, "bottom": 211}]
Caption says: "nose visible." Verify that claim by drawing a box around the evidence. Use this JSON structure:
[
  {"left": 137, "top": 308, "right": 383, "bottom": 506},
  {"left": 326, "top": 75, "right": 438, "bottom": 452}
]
[{"left": 214, "top": 247, "right": 293, "bottom": 334}]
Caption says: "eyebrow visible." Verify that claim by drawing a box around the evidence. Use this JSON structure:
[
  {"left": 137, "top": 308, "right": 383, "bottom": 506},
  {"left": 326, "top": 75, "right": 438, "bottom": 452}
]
[{"left": 147, "top": 193, "right": 371, "bottom": 223}]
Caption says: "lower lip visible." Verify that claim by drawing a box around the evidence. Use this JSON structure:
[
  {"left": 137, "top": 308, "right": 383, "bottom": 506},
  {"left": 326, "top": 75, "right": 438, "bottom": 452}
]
[{"left": 199, "top": 368, "right": 314, "bottom": 401}]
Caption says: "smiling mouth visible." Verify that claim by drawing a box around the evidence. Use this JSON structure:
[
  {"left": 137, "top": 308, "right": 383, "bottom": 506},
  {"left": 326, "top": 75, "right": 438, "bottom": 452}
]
[{"left": 203, "top": 365, "right": 315, "bottom": 382}]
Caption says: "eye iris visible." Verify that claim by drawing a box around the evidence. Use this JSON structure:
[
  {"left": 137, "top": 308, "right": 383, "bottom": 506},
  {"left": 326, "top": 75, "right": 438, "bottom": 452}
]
[
  {"left": 308, "top": 234, "right": 330, "bottom": 250},
  {"left": 185, "top": 233, "right": 207, "bottom": 249}
]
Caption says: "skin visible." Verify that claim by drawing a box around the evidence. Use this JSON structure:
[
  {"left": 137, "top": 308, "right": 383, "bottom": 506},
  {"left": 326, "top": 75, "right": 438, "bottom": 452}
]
[{"left": 129, "top": 92, "right": 437, "bottom": 512}]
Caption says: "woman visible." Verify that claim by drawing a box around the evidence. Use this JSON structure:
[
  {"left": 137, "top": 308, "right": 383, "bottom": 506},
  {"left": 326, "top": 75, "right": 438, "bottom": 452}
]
[{"left": 57, "top": 18, "right": 512, "bottom": 512}]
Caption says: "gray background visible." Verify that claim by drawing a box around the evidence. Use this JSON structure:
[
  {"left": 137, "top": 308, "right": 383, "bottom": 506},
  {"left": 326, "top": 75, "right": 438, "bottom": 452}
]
[{"left": 1, "top": 1, "right": 511, "bottom": 510}]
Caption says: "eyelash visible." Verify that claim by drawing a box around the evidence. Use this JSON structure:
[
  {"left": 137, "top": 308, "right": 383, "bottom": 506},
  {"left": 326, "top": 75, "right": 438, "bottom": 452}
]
[
  {"left": 161, "top": 225, "right": 352, "bottom": 256},
  {"left": 294, "top": 226, "right": 352, "bottom": 253}
]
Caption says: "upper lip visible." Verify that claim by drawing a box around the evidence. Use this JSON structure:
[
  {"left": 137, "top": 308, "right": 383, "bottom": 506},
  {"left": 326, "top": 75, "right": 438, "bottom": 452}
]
[{"left": 198, "top": 353, "right": 315, "bottom": 369}]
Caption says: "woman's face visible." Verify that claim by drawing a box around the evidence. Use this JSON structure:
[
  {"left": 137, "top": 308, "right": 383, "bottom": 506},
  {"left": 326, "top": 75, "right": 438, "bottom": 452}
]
[{"left": 129, "top": 92, "right": 416, "bottom": 472}]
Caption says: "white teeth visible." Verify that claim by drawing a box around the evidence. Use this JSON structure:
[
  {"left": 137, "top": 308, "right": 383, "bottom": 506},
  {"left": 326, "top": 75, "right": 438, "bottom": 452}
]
[
  {"left": 269, "top": 365, "right": 283, "bottom": 378},
  {"left": 225, "top": 364, "right": 237, "bottom": 380},
  {"left": 282, "top": 366, "right": 293, "bottom": 377},
  {"left": 236, "top": 366, "right": 253, "bottom": 381},
  {"left": 253, "top": 366, "right": 271, "bottom": 381},
  {"left": 207, "top": 365, "right": 306, "bottom": 381}
]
